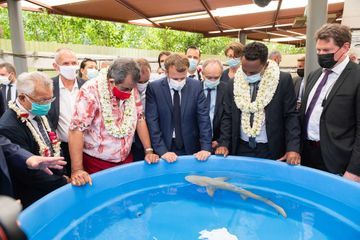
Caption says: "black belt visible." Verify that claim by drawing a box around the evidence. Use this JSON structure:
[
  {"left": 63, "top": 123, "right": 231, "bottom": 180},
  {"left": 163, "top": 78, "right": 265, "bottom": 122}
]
[{"left": 306, "top": 140, "right": 321, "bottom": 148}]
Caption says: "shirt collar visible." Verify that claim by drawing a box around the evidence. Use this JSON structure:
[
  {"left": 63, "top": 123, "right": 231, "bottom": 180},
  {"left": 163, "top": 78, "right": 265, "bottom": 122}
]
[
  {"left": 328, "top": 56, "right": 350, "bottom": 76},
  {"left": 59, "top": 76, "right": 79, "bottom": 90}
]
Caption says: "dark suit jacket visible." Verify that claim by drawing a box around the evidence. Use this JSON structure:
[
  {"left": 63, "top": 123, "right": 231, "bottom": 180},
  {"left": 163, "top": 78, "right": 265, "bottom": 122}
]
[
  {"left": 201, "top": 81, "right": 227, "bottom": 141},
  {"left": 0, "top": 110, "right": 67, "bottom": 207},
  {"left": 218, "top": 72, "right": 300, "bottom": 159},
  {"left": 47, "top": 76, "right": 85, "bottom": 130},
  {"left": 146, "top": 77, "right": 212, "bottom": 156},
  {"left": 0, "top": 136, "right": 33, "bottom": 197},
  {"left": 293, "top": 76, "right": 303, "bottom": 99},
  {"left": 300, "top": 61, "right": 360, "bottom": 175},
  {"left": 0, "top": 91, "right": 4, "bottom": 118}
]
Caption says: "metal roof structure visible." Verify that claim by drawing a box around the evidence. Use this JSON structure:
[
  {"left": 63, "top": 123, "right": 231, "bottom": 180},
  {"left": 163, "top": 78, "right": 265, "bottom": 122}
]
[{"left": 0, "top": 0, "right": 345, "bottom": 45}]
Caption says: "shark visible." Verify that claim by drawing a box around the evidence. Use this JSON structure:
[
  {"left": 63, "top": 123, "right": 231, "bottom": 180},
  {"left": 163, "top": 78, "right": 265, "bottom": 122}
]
[{"left": 185, "top": 175, "right": 287, "bottom": 218}]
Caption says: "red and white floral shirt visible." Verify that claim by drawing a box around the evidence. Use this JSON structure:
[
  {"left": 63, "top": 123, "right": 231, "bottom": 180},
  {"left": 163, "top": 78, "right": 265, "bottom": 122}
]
[{"left": 69, "top": 78, "right": 143, "bottom": 162}]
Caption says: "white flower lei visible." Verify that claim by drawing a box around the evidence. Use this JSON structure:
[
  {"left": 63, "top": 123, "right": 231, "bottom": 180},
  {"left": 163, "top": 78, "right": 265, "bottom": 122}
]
[
  {"left": 233, "top": 60, "right": 280, "bottom": 137},
  {"left": 8, "top": 101, "right": 61, "bottom": 157},
  {"left": 97, "top": 75, "right": 137, "bottom": 138}
]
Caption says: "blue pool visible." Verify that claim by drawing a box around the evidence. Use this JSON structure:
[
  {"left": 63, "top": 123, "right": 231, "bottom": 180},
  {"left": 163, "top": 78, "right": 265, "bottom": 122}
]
[{"left": 19, "top": 156, "right": 360, "bottom": 239}]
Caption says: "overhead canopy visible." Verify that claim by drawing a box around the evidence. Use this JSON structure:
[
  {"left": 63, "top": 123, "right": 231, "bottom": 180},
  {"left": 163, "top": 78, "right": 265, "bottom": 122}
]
[{"left": 0, "top": 0, "right": 344, "bottom": 45}]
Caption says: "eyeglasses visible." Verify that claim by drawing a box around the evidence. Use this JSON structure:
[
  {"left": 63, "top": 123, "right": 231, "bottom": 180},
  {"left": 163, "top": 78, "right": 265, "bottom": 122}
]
[{"left": 25, "top": 94, "right": 56, "bottom": 104}]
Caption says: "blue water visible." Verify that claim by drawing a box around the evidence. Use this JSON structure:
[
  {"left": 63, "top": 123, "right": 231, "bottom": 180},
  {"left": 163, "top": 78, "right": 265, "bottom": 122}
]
[{"left": 32, "top": 171, "right": 359, "bottom": 240}]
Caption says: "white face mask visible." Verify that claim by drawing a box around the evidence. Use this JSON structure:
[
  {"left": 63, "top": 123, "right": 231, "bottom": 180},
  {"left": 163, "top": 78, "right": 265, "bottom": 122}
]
[
  {"left": 204, "top": 79, "right": 220, "bottom": 89},
  {"left": 59, "top": 65, "right": 78, "bottom": 80},
  {"left": 244, "top": 72, "right": 261, "bottom": 84},
  {"left": 160, "top": 63, "right": 166, "bottom": 71},
  {"left": 169, "top": 78, "right": 186, "bottom": 91},
  {"left": 86, "top": 68, "right": 99, "bottom": 80},
  {"left": 137, "top": 82, "right": 149, "bottom": 93},
  {"left": 0, "top": 75, "right": 10, "bottom": 85}
]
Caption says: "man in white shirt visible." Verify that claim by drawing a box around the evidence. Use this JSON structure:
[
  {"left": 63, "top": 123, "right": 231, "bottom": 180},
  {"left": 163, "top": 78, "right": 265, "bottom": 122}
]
[
  {"left": 48, "top": 48, "right": 85, "bottom": 175},
  {"left": 0, "top": 63, "right": 17, "bottom": 111},
  {"left": 300, "top": 23, "right": 360, "bottom": 182}
]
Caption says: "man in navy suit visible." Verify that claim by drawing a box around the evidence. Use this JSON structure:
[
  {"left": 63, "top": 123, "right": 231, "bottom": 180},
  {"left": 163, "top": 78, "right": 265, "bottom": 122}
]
[
  {"left": 0, "top": 135, "right": 66, "bottom": 197},
  {"left": 146, "top": 54, "right": 212, "bottom": 162}
]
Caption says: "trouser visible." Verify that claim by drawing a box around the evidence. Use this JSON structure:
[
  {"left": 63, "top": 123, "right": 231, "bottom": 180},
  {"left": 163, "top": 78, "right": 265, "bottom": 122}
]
[
  {"left": 236, "top": 139, "right": 272, "bottom": 159},
  {"left": 60, "top": 142, "right": 71, "bottom": 176},
  {"left": 83, "top": 152, "right": 133, "bottom": 174},
  {"left": 301, "top": 140, "right": 328, "bottom": 172}
]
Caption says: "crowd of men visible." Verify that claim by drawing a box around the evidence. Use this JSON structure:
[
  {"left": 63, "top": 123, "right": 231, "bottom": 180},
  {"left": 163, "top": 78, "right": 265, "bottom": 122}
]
[{"left": 0, "top": 23, "right": 359, "bottom": 208}]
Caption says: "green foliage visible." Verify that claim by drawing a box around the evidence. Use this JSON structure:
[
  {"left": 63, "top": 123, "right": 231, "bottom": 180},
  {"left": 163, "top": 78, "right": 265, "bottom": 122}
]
[{"left": 0, "top": 7, "right": 304, "bottom": 55}]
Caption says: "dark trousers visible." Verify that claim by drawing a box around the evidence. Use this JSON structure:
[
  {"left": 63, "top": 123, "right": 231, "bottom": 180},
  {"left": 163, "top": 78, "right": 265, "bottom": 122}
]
[
  {"left": 236, "top": 139, "right": 272, "bottom": 159},
  {"left": 171, "top": 139, "right": 186, "bottom": 155},
  {"left": 301, "top": 140, "right": 328, "bottom": 172},
  {"left": 60, "top": 142, "right": 71, "bottom": 176},
  {"left": 131, "top": 134, "right": 145, "bottom": 162}
]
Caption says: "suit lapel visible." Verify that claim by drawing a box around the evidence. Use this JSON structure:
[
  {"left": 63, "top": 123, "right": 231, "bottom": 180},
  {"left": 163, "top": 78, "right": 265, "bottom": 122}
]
[
  {"left": 160, "top": 78, "right": 173, "bottom": 113},
  {"left": 53, "top": 76, "right": 60, "bottom": 120},
  {"left": 323, "top": 62, "right": 353, "bottom": 111},
  {"left": 0, "top": 85, "right": 5, "bottom": 106},
  {"left": 180, "top": 81, "right": 189, "bottom": 118},
  {"left": 301, "top": 69, "right": 323, "bottom": 115},
  {"left": 214, "top": 83, "right": 224, "bottom": 124}
]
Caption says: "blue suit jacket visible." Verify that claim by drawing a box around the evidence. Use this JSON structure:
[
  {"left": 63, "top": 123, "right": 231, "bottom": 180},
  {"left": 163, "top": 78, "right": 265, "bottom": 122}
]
[
  {"left": 0, "top": 136, "right": 33, "bottom": 197},
  {"left": 146, "top": 77, "right": 212, "bottom": 156}
]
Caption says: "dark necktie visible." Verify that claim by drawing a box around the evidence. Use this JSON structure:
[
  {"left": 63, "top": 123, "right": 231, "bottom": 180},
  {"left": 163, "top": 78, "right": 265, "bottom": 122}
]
[
  {"left": 6, "top": 84, "right": 12, "bottom": 107},
  {"left": 173, "top": 90, "right": 184, "bottom": 149},
  {"left": 206, "top": 88, "right": 213, "bottom": 111},
  {"left": 304, "top": 69, "right": 332, "bottom": 139},
  {"left": 34, "top": 116, "right": 54, "bottom": 156},
  {"left": 249, "top": 82, "right": 259, "bottom": 149}
]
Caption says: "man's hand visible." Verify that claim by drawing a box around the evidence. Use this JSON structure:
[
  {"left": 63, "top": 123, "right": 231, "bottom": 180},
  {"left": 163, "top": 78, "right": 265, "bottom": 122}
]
[
  {"left": 63, "top": 175, "right": 71, "bottom": 184},
  {"left": 343, "top": 171, "right": 360, "bottom": 183},
  {"left": 215, "top": 146, "right": 229, "bottom": 157},
  {"left": 211, "top": 141, "right": 219, "bottom": 149},
  {"left": 277, "top": 151, "right": 301, "bottom": 165},
  {"left": 194, "top": 150, "right": 211, "bottom": 161},
  {"left": 161, "top": 152, "right": 178, "bottom": 163},
  {"left": 25, "top": 156, "right": 66, "bottom": 175},
  {"left": 71, "top": 169, "right": 92, "bottom": 186},
  {"left": 144, "top": 152, "right": 160, "bottom": 164}
]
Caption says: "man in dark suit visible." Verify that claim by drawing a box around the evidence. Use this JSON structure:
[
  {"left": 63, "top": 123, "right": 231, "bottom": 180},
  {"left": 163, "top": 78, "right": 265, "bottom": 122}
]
[
  {"left": 0, "top": 62, "right": 17, "bottom": 111},
  {"left": 47, "top": 48, "right": 85, "bottom": 175},
  {"left": 216, "top": 42, "right": 300, "bottom": 164},
  {"left": 0, "top": 135, "right": 66, "bottom": 197},
  {"left": 300, "top": 24, "right": 360, "bottom": 182},
  {"left": 146, "top": 54, "right": 212, "bottom": 162},
  {"left": 0, "top": 72, "right": 68, "bottom": 207},
  {"left": 185, "top": 46, "right": 202, "bottom": 81},
  {"left": 200, "top": 59, "right": 227, "bottom": 151},
  {"left": 293, "top": 56, "right": 305, "bottom": 110}
]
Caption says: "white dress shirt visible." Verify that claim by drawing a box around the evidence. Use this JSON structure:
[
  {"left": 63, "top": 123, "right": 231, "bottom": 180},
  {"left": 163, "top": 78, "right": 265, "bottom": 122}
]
[
  {"left": 57, "top": 77, "right": 79, "bottom": 142},
  {"left": 306, "top": 57, "right": 350, "bottom": 141},
  {"left": 203, "top": 85, "right": 217, "bottom": 134}
]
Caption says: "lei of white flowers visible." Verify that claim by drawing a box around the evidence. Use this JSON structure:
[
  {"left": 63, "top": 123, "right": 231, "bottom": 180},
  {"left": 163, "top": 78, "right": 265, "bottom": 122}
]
[
  {"left": 97, "top": 75, "right": 137, "bottom": 138},
  {"left": 8, "top": 101, "right": 61, "bottom": 157},
  {"left": 233, "top": 60, "right": 280, "bottom": 137}
]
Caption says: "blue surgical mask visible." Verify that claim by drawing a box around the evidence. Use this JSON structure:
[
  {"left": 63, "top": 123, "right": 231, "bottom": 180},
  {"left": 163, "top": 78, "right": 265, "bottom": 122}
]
[
  {"left": 31, "top": 102, "right": 51, "bottom": 116},
  {"left": 204, "top": 79, "right": 220, "bottom": 89},
  {"left": 188, "top": 58, "right": 198, "bottom": 72},
  {"left": 226, "top": 58, "right": 240, "bottom": 68},
  {"left": 87, "top": 68, "right": 99, "bottom": 80},
  {"left": 244, "top": 73, "right": 261, "bottom": 84}
]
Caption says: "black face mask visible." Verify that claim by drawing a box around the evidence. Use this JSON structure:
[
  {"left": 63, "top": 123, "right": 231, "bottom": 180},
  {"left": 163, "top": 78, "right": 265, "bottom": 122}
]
[
  {"left": 317, "top": 47, "right": 342, "bottom": 69},
  {"left": 297, "top": 68, "right": 304, "bottom": 78}
]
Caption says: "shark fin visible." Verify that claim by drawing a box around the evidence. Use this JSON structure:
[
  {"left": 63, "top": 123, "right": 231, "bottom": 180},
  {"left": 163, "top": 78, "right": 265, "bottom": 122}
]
[
  {"left": 213, "top": 177, "right": 229, "bottom": 182},
  {"left": 206, "top": 186, "right": 216, "bottom": 197},
  {"left": 240, "top": 194, "right": 248, "bottom": 200}
]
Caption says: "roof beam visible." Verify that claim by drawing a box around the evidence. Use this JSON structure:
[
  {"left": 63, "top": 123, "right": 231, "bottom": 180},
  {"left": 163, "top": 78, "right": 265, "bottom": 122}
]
[
  {"left": 199, "top": 0, "right": 223, "bottom": 33},
  {"left": 113, "top": 0, "right": 161, "bottom": 27},
  {"left": 24, "top": 0, "right": 63, "bottom": 14},
  {"left": 272, "top": 0, "right": 283, "bottom": 27}
]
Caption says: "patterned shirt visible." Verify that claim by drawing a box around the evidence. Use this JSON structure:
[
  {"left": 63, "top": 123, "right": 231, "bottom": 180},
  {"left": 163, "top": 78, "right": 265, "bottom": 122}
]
[{"left": 69, "top": 78, "right": 143, "bottom": 162}]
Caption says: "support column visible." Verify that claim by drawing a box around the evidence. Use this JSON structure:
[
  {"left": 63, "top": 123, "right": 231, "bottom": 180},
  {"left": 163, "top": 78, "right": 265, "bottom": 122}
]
[
  {"left": 7, "top": 0, "right": 28, "bottom": 74},
  {"left": 304, "top": 0, "right": 328, "bottom": 80},
  {"left": 239, "top": 31, "right": 247, "bottom": 45}
]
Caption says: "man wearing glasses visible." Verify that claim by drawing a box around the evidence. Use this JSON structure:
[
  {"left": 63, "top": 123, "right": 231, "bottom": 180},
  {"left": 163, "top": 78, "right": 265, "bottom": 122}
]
[{"left": 0, "top": 71, "right": 68, "bottom": 207}]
